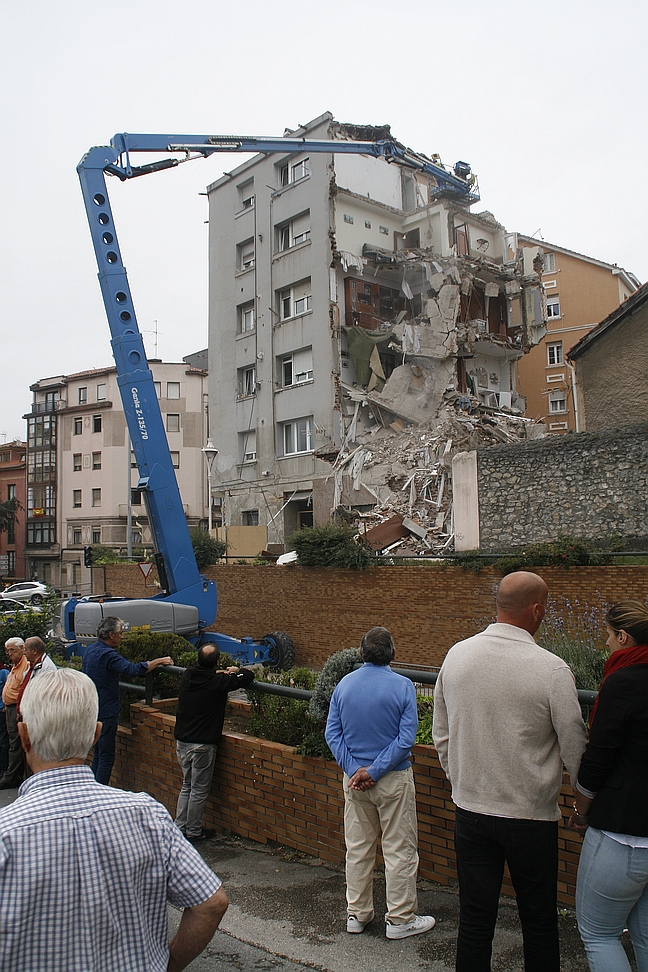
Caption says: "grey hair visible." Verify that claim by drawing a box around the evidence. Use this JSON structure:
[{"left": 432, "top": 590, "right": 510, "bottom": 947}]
[
  {"left": 5, "top": 637, "right": 25, "bottom": 650},
  {"left": 360, "top": 626, "right": 395, "bottom": 666},
  {"left": 20, "top": 669, "right": 99, "bottom": 763},
  {"left": 96, "top": 616, "right": 124, "bottom": 642}
]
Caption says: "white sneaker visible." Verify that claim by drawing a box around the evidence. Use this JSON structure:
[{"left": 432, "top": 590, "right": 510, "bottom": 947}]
[
  {"left": 386, "top": 915, "right": 436, "bottom": 939},
  {"left": 347, "top": 911, "right": 374, "bottom": 933}
]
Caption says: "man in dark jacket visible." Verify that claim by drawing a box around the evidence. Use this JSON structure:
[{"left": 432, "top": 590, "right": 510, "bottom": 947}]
[{"left": 174, "top": 645, "right": 255, "bottom": 843}]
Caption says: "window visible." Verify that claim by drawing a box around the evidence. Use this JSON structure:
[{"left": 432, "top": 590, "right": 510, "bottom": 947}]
[
  {"left": 237, "top": 238, "right": 255, "bottom": 271},
  {"left": 281, "top": 348, "right": 313, "bottom": 387},
  {"left": 92, "top": 528, "right": 101, "bottom": 544},
  {"left": 73, "top": 418, "right": 82, "bottom": 435},
  {"left": 379, "top": 225, "right": 389, "bottom": 235},
  {"left": 547, "top": 343, "right": 563, "bottom": 366},
  {"left": 7, "top": 551, "right": 16, "bottom": 576},
  {"left": 170, "top": 451, "right": 180, "bottom": 469},
  {"left": 131, "top": 488, "right": 143, "bottom": 505},
  {"left": 237, "top": 179, "right": 254, "bottom": 211},
  {"left": 548, "top": 390, "right": 567, "bottom": 413},
  {"left": 96, "top": 383, "right": 106, "bottom": 401},
  {"left": 365, "top": 220, "right": 372, "bottom": 229},
  {"left": 7, "top": 484, "right": 16, "bottom": 500},
  {"left": 276, "top": 211, "right": 310, "bottom": 252},
  {"left": 27, "top": 522, "right": 55, "bottom": 545},
  {"left": 278, "top": 279, "right": 312, "bottom": 321},
  {"left": 131, "top": 451, "right": 137, "bottom": 467},
  {"left": 242, "top": 509, "right": 259, "bottom": 526},
  {"left": 549, "top": 421, "right": 568, "bottom": 431},
  {"left": 72, "top": 564, "right": 81, "bottom": 585},
  {"left": 167, "top": 382, "right": 180, "bottom": 399},
  {"left": 240, "top": 430, "right": 256, "bottom": 463},
  {"left": 73, "top": 453, "right": 82, "bottom": 471},
  {"left": 238, "top": 366, "right": 256, "bottom": 398},
  {"left": 78, "top": 386, "right": 87, "bottom": 404},
  {"left": 73, "top": 490, "right": 82, "bottom": 508},
  {"left": 91, "top": 488, "right": 101, "bottom": 507},
  {"left": 279, "top": 157, "right": 310, "bottom": 187},
  {"left": 546, "top": 297, "right": 561, "bottom": 319},
  {"left": 92, "top": 414, "right": 102, "bottom": 433},
  {"left": 282, "top": 417, "right": 314, "bottom": 455},
  {"left": 166, "top": 414, "right": 180, "bottom": 433},
  {"left": 92, "top": 452, "right": 101, "bottom": 470},
  {"left": 73, "top": 529, "right": 82, "bottom": 545},
  {"left": 153, "top": 381, "right": 161, "bottom": 397},
  {"left": 239, "top": 301, "right": 255, "bottom": 333},
  {"left": 343, "top": 214, "right": 354, "bottom": 224},
  {"left": 543, "top": 252, "right": 556, "bottom": 273}
]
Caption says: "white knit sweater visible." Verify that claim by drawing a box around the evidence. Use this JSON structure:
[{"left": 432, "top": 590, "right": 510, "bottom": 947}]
[{"left": 432, "top": 623, "right": 587, "bottom": 821}]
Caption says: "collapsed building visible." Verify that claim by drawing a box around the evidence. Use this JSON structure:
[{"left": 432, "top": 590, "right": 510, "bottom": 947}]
[{"left": 207, "top": 112, "right": 546, "bottom": 555}]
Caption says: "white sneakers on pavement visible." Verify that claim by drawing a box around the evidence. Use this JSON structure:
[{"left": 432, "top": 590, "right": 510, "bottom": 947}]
[
  {"left": 347, "top": 912, "right": 375, "bottom": 933},
  {"left": 385, "top": 914, "right": 436, "bottom": 939}
]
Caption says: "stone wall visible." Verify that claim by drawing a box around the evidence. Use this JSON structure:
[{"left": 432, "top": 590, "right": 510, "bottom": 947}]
[
  {"left": 97, "top": 562, "right": 648, "bottom": 670},
  {"left": 476, "top": 424, "right": 648, "bottom": 551},
  {"left": 113, "top": 700, "right": 582, "bottom": 907}
]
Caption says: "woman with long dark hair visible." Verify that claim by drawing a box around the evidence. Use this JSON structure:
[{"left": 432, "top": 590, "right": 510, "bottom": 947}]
[{"left": 570, "top": 600, "right": 648, "bottom": 971}]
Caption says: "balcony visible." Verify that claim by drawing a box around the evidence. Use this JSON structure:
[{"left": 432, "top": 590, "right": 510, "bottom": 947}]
[{"left": 30, "top": 400, "right": 65, "bottom": 414}]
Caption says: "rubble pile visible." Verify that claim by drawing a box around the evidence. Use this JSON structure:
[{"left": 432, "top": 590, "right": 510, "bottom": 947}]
[{"left": 326, "top": 391, "right": 544, "bottom": 557}]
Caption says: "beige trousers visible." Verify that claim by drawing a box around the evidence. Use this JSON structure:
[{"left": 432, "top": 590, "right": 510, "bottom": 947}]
[{"left": 343, "top": 766, "right": 419, "bottom": 924}]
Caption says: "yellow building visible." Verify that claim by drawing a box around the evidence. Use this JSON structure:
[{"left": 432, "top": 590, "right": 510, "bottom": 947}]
[{"left": 516, "top": 238, "right": 639, "bottom": 432}]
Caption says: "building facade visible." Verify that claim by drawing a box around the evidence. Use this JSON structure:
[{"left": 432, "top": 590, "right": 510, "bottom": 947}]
[
  {"left": 207, "top": 112, "right": 546, "bottom": 547},
  {"left": 24, "top": 361, "right": 209, "bottom": 593},
  {"left": 0, "top": 440, "right": 27, "bottom": 582},
  {"left": 516, "top": 238, "right": 639, "bottom": 433}
]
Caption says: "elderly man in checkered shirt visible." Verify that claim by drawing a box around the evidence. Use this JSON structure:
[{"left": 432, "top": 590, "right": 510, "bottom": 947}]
[{"left": 0, "top": 668, "right": 228, "bottom": 972}]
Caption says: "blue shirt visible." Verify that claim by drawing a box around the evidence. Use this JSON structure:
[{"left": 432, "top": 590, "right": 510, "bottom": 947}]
[
  {"left": 0, "top": 765, "right": 222, "bottom": 972},
  {"left": 325, "top": 663, "right": 418, "bottom": 781},
  {"left": 82, "top": 639, "right": 148, "bottom": 720},
  {"left": 0, "top": 668, "right": 8, "bottom": 711}
]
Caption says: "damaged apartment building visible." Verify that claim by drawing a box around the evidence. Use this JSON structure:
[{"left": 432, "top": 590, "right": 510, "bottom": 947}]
[{"left": 208, "top": 111, "right": 546, "bottom": 554}]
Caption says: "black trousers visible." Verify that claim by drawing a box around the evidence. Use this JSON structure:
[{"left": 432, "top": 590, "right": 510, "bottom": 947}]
[
  {"left": 0, "top": 704, "right": 24, "bottom": 786},
  {"left": 454, "top": 807, "right": 560, "bottom": 972}
]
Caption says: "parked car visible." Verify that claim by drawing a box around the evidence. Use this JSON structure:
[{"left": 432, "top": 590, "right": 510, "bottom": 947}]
[
  {"left": 1, "top": 581, "right": 52, "bottom": 606},
  {"left": 0, "top": 598, "right": 42, "bottom": 616}
]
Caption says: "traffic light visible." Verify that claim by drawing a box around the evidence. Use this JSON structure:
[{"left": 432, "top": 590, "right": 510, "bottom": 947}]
[{"left": 84, "top": 546, "right": 94, "bottom": 568}]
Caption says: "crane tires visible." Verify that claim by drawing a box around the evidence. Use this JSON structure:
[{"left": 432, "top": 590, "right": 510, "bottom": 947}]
[{"left": 263, "top": 631, "right": 296, "bottom": 671}]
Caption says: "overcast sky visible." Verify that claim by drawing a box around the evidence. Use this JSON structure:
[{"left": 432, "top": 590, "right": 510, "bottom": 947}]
[{"left": 1, "top": 0, "right": 646, "bottom": 441}]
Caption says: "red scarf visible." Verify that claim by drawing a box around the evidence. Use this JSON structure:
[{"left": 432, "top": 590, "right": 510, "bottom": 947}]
[{"left": 589, "top": 644, "right": 648, "bottom": 726}]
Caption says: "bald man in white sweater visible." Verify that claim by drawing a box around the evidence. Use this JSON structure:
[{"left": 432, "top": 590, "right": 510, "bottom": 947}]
[{"left": 433, "top": 571, "right": 586, "bottom": 972}]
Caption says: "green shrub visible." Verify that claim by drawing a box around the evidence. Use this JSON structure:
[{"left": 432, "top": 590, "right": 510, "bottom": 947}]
[
  {"left": 90, "top": 544, "right": 123, "bottom": 565},
  {"left": 247, "top": 666, "right": 330, "bottom": 755},
  {"left": 288, "top": 524, "right": 373, "bottom": 569},
  {"left": 0, "top": 599, "right": 58, "bottom": 662},
  {"left": 416, "top": 695, "right": 434, "bottom": 745},
  {"left": 190, "top": 529, "right": 226, "bottom": 570},
  {"left": 539, "top": 596, "right": 608, "bottom": 692},
  {"left": 308, "top": 647, "right": 361, "bottom": 722},
  {"left": 447, "top": 535, "right": 611, "bottom": 574}
]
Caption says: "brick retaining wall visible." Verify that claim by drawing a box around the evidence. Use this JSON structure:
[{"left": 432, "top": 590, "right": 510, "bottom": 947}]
[
  {"left": 101, "top": 562, "right": 648, "bottom": 669},
  {"left": 112, "top": 700, "right": 583, "bottom": 907}
]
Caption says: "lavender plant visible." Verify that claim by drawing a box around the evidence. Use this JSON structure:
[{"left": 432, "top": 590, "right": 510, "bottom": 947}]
[{"left": 538, "top": 594, "right": 609, "bottom": 691}]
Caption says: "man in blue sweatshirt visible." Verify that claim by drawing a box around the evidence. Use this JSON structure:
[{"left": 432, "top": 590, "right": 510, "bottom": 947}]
[{"left": 325, "top": 626, "right": 435, "bottom": 940}]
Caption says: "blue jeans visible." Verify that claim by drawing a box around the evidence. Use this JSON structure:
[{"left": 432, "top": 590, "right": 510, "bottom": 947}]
[
  {"left": 91, "top": 717, "right": 118, "bottom": 785},
  {"left": 576, "top": 828, "right": 648, "bottom": 972},
  {"left": 175, "top": 741, "right": 217, "bottom": 837},
  {"left": 454, "top": 807, "right": 560, "bottom": 972}
]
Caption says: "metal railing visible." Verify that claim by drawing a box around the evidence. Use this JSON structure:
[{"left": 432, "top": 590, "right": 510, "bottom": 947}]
[{"left": 123, "top": 664, "right": 597, "bottom": 708}]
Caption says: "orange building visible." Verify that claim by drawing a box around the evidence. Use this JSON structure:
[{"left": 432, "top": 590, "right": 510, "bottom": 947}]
[
  {"left": 0, "top": 439, "right": 27, "bottom": 582},
  {"left": 516, "top": 238, "right": 639, "bottom": 432}
]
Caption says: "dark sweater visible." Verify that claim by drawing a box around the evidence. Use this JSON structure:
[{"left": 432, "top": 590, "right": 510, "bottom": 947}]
[
  {"left": 174, "top": 666, "right": 255, "bottom": 745},
  {"left": 578, "top": 664, "right": 648, "bottom": 837}
]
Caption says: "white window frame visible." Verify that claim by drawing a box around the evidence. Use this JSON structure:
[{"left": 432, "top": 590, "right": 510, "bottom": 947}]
[
  {"left": 166, "top": 382, "right": 180, "bottom": 400},
  {"left": 240, "top": 430, "right": 256, "bottom": 463},
  {"left": 73, "top": 453, "right": 82, "bottom": 472},
  {"left": 237, "top": 179, "right": 254, "bottom": 212},
  {"left": 547, "top": 342, "right": 563, "bottom": 365},
  {"left": 96, "top": 383, "right": 107, "bottom": 401},
  {"left": 279, "top": 280, "right": 312, "bottom": 321},
  {"left": 170, "top": 451, "right": 180, "bottom": 469},
  {"left": 281, "top": 348, "right": 313, "bottom": 387},
  {"left": 238, "top": 366, "right": 256, "bottom": 398},
  {"left": 92, "top": 527, "right": 101, "bottom": 544},
  {"left": 239, "top": 301, "right": 255, "bottom": 333},
  {"left": 276, "top": 211, "right": 310, "bottom": 252},
  {"left": 543, "top": 252, "right": 556, "bottom": 273},
  {"left": 282, "top": 417, "right": 314, "bottom": 456},
  {"left": 73, "top": 528, "right": 82, "bottom": 545},
  {"left": 72, "top": 489, "right": 82, "bottom": 509},
  {"left": 78, "top": 386, "right": 87, "bottom": 404},
  {"left": 153, "top": 381, "right": 161, "bottom": 398},
  {"left": 237, "top": 238, "right": 255, "bottom": 271},
  {"left": 548, "top": 390, "right": 567, "bottom": 413},
  {"left": 166, "top": 413, "right": 180, "bottom": 433},
  {"left": 92, "top": 451, "right": 101, "bottom": 470},
  {"left": 549, "top": 421, "right": 568, "bottom": 431},
  {"left": 91, "top": 488, "right": 102, "bottom": 508},
  {"left": 546, "top": 297, "right": 561, "bottom": 319}
]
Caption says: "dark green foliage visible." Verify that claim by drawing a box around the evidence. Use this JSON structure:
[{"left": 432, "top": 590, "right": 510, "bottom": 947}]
[
  {"left": 308, "top": 647, "right": 361, "bottom": 722},
  {"left": 0, "top": 601, "right": 58, "bottom": 661},
  {"left": 0, "top": 497, "right": 22, "bottom": 534},
  {"left": 89, "top": 544, "right": 123, "bottom": 564},
  {"left": 116, "top": 631, "right": 194, "bottom": 720},
  {"left": 247, "top": 666, "right": 332, "bottom": 756},
  {"left": 190, "top": 529, "right": 226, "bottom": 570},
  {"left": 448, "top": 535, "right": 611, "bottom": 575},
  {"left": 288, "top": 524, "right": 373, "bottom": 569},
  {"left": 416, "top": 695, "right": 434, "bottom": 745}
]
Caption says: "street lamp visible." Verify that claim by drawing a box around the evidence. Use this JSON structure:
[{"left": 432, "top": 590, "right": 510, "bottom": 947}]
[{"left": 202, "top": 438, "right": 218, "bottom": 535}]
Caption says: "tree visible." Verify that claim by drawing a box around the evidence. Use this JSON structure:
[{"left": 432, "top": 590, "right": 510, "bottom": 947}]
[
  {"left": 0, "top": 497, "right": 21, "bottom": 534},
  {"left": 190, "top": 529, "right": 226, "bottom": 570}
]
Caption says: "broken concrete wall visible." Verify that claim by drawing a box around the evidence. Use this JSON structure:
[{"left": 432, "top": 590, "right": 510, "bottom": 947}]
[{"left": 474, "top": 425, "right": 648, "bottom": 551}]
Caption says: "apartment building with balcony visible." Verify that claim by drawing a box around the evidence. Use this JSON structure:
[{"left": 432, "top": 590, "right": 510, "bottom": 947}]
[
  {"left": 207, "top": 112, "right": 546, "bottom": 546},
  {"left": 0, "top": 439, "right": 27, "bottom": 581},
  {"left": 516, "top": 238, "right": 639, "bottom": 433},
  {"left": 24, "top": 361, "right": 209, "bottom": 592}
]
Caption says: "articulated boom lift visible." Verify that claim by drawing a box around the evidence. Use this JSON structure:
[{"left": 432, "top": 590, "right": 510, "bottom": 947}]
[{"left": 65, "top": 131, "right": 475, "bottom": 665}]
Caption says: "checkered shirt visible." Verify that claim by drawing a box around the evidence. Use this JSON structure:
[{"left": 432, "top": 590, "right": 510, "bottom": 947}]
[{"left": 0, "top": 765, "right": 222, "bottom": 972}]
